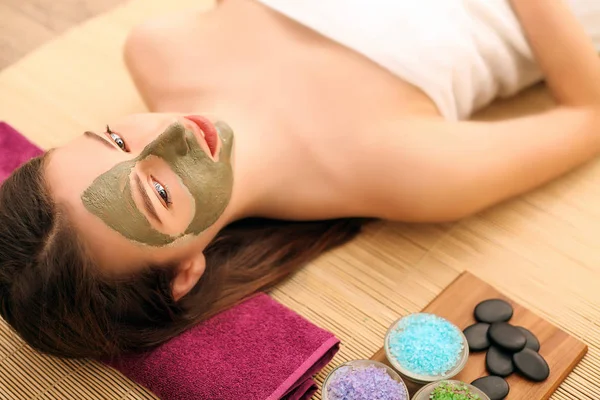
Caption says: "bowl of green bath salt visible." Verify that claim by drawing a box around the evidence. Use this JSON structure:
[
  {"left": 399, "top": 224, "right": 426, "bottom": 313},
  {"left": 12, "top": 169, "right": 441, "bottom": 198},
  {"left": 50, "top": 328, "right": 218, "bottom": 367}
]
[{"left": 412, "top": 380, "right": 490, "bottom": 400}]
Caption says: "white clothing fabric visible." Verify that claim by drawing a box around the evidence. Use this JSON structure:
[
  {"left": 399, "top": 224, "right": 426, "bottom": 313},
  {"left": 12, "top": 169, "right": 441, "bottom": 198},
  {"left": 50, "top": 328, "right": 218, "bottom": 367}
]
[{"left": 256, "top": 0, "right": 600, "bottom": 120}]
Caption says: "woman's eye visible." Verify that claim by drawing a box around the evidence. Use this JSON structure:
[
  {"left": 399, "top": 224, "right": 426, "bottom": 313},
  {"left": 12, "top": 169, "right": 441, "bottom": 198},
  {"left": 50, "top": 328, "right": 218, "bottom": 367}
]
[
  {"left": 153, "top": 181, "right": 171, "bottom": 206},
  {"left": 106, "top": 125, "right": 128, "bottom": 151},
  {"left": 109, "top": 133, "right": 127, "bottom": 151}
]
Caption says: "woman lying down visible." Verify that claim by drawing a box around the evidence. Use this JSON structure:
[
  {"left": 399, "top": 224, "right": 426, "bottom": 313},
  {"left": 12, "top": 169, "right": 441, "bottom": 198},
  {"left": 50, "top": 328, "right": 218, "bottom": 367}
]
[{"left": 1, "top": 0, "right": 599, "bottom": 360}]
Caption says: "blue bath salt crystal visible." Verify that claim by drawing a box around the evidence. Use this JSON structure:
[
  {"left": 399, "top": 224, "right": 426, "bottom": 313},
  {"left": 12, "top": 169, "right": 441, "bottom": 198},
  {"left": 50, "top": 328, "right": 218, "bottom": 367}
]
[
  {"left": 326, "top": 364, "right": 408, "bottom": 400},
  {"left": 388, "top": 313, "right": 463, "bottom": 376}
]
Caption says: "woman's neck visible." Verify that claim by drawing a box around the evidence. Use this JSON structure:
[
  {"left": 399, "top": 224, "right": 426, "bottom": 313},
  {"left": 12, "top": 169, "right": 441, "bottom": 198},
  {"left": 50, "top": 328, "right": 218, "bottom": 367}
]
[{"left": 155, "top": 98, "right": 356, "bottom": 224}]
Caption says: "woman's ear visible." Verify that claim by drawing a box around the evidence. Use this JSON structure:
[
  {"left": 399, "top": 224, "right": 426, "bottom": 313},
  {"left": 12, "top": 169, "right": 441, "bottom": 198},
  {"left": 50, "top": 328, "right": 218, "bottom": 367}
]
[{"left": 171, "top": 252, "right": 206, "bottom": 301}]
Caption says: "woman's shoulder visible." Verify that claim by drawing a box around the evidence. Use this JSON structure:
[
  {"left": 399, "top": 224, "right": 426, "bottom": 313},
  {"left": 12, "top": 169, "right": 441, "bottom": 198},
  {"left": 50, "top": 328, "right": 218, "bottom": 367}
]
[{"left": 124, "top": 8, "right": 233, "bottom": 108}]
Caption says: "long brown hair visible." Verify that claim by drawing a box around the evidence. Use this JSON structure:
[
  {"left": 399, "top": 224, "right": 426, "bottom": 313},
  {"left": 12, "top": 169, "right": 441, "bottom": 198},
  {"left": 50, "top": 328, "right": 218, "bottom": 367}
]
[{"left": 0, "top": 154, "right": 365, "bottom": 360}]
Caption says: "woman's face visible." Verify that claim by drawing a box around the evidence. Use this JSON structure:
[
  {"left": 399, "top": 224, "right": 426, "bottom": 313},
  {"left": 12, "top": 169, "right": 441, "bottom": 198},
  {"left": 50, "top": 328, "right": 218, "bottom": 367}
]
[{"left": 45, "top": 113, "right": 235, "bottom": 288}]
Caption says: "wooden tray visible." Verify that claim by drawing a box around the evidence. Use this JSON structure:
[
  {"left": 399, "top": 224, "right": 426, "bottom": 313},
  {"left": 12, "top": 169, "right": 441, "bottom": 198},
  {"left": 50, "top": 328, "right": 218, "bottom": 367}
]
[{"left": 371, "top": 272, "right": 587, "bottom": 399}]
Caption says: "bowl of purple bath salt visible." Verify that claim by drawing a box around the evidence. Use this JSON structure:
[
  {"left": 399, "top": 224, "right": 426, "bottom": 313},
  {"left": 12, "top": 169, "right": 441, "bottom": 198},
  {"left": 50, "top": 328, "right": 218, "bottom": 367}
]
[{"left": 322, "top": 360, "right": 409, "bottom": 400}]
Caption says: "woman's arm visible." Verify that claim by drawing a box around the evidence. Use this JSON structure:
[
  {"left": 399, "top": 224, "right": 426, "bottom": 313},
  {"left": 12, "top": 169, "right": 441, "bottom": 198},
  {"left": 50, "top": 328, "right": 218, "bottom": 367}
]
[
  {"left": 350, "top": 0, "right": 600, "bottom": 222},
  {"left": 509, "top": 0, "right": 600, "bottom": 106},
  {"left": 355, "top": 109, "right": 600, "bottom": 222}
]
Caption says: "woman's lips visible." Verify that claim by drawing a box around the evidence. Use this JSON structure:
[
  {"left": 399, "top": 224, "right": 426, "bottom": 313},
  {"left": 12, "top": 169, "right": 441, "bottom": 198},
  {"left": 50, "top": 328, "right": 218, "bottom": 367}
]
[{"left": 183, "top": 115, "right": 219, "bottom": 157}]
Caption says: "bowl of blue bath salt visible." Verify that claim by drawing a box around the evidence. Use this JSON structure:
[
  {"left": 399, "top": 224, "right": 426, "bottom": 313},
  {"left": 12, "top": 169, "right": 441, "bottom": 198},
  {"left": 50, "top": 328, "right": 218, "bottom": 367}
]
[
  {"left": 384, "top": 313, "right": 469, "bottom": 384},
  {"left": 322, "top": 360, "right": 409, "bottom": 400}
]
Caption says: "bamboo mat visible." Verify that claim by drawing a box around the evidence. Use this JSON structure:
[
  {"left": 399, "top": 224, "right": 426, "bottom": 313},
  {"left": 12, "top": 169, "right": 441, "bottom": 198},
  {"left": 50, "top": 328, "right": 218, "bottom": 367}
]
[
  {"left": 0, "top": 0, "right": 599, "bottom": 399},
  {"left": 0, "top": 0, "right": 124, "bottom": 69}
]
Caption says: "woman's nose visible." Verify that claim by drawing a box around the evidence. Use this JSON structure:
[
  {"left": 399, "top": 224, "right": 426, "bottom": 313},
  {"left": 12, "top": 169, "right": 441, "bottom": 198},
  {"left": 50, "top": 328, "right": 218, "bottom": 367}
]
[
  {"left": 138, "top": 122, "right": 190, "bottom": 159},
  {"left": 172, "top": 130, "right": 191, "bottom": 156}
]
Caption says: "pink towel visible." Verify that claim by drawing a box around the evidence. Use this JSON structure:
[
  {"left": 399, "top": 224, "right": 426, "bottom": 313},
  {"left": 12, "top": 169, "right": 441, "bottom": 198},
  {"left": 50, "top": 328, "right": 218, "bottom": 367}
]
[
  {"left": 108, "top": 294, "right": 339, "bottom": 400},
  {"left": 0, "top": 122, "right": 339, "bottom": 400},
  {"left": 0, "top": 122, "right": 44, "bottom": 183}
]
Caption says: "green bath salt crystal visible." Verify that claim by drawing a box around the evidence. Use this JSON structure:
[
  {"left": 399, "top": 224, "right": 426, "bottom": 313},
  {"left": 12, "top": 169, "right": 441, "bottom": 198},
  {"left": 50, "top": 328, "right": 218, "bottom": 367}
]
[{"left": 430, "top": 382, "right": 481, "bottom": 400}]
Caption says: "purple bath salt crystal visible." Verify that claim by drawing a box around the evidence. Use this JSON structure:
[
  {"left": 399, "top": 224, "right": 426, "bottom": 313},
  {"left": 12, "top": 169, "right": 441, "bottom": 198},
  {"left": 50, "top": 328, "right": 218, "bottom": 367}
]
[{"left": 326, "top": 364, "right": 408, "bottom": 400}]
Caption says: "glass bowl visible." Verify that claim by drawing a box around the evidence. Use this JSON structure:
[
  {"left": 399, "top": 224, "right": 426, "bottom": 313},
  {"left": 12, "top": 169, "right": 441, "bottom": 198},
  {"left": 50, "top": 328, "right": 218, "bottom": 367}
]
[
  {"left": 384, "top": 312, "right": 469, "bottom": 384},
  {"left": 322, "top": 359, "right": 409, "bottom": 400},
  {"left": 412, "top": 380, "right": 491, "bottom": 400}
]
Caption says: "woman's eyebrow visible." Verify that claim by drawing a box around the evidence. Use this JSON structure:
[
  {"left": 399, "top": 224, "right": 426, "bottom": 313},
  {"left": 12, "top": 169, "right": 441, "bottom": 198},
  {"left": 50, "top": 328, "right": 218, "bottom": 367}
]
[
  {"left": 84, "top": 131, "right": 117, "bottom": 151},
  {"left": 133, "top": 174, "right": 162, "bottom": 225}
]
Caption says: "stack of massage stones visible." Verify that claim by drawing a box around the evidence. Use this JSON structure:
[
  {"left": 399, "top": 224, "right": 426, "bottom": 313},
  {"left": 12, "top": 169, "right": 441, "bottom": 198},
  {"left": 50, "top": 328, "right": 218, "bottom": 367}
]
[{"left": 463, "top": 299, "right": 550, "bottom": 400}]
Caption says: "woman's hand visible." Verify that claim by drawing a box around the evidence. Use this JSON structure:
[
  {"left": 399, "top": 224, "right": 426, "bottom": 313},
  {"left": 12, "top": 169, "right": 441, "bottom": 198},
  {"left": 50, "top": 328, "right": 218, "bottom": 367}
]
[{"left": 509, "top": 0, "right": 600, "bottom": 106}]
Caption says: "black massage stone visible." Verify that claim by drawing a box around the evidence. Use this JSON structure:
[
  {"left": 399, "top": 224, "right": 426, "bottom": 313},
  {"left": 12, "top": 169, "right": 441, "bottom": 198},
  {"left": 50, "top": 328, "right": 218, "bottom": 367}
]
[
  {"left": 474, "top": 299, "right": 513, "bottom": 323},
  {"left": 464, "top": 323, "right": 491, "bottom": 352},
  {"left": 486, "top": 346, "right": 515, "bottom": 377},
  {"left": 516, "top": 326, "right": 541, "bottom": 352},
  {"left": 488, "top": 322, "right": 527, "bottom": 353},
  {"left": 513, "top": 348, "right": 550, "bottom": 382},
  {"left": 471, "top": 376, "right": 510, "bottom": 400}
]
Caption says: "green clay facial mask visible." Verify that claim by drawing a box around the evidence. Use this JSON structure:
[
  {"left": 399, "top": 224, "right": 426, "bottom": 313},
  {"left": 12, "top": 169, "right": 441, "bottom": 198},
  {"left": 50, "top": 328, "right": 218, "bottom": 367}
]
[{"left": 81, "top": 121, "right": 234, "bottom": 247}]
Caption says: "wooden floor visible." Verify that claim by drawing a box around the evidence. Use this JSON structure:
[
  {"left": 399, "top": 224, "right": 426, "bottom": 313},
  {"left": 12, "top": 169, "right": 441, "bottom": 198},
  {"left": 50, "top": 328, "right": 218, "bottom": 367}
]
[{"left": 0, "top": 0, "right": 124, "bottom": 69}]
